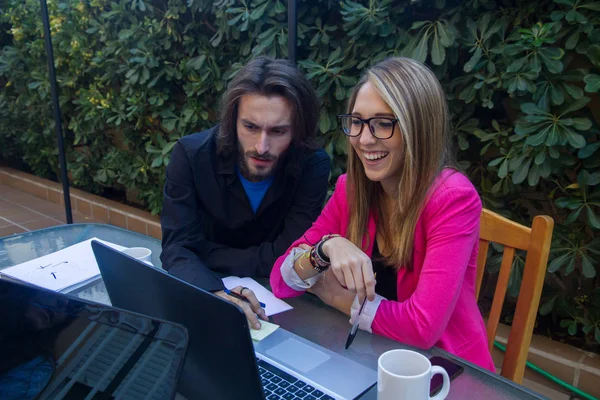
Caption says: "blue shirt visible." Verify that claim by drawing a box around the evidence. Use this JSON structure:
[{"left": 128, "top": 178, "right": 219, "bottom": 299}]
[{"left": 236, "top": 168, "right": 274, "bottom": 213}]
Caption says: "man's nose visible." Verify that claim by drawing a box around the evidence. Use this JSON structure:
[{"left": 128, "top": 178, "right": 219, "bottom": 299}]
[{"left": 255, "top": 131, "right": 270, "bottom": 154}]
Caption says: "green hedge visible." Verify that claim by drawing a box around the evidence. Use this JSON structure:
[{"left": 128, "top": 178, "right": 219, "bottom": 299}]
[{"left": 0, "top": 0, "right": 599, "bottom": 349}]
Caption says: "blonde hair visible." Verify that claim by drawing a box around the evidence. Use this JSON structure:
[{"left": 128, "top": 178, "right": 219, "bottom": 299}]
[{"left": 345, "top": 57, "right": 454, "bottom": 268}]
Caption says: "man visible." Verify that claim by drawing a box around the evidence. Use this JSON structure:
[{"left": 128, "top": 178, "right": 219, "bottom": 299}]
[{"left": 160, "top": 57, "right": 330, "bottom": 328}]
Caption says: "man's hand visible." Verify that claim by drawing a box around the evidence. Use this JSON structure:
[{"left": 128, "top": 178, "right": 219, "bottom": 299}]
[{"left": 215, "top": 286, "right": 268, "bottom": 330}]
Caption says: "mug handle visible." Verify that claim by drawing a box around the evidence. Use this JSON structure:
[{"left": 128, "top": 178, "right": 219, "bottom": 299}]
[{"left": 429, "top": 365, "right": 450, "bottom": 400}]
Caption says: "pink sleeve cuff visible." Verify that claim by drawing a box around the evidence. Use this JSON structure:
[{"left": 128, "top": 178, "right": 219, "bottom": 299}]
[
  {"left": 280, "top": 247, "right": 320, "bottom": 291},
  {"left": 349, "top": 294, "right": 385, "bottom": 333}
]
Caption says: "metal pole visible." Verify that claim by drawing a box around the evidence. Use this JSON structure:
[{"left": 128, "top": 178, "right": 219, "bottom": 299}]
[
  {"left": 287, "top": 0, "right": 297, "bottom": 64},
  {"left": 39, "top": 0, "right": 73, "bottom": 224}
]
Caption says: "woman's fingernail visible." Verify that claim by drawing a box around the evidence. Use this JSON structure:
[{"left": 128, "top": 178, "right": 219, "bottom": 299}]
[{"left": 255, "top": 322, "right": 261, "bottom": 329}]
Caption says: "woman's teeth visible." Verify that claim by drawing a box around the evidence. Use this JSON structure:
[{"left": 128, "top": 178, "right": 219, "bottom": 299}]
[{"left": 364, "top": 152, "right": 388, "bottom": 161}]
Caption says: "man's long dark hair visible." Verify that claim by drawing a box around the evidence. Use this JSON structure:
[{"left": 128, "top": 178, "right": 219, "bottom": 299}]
[{"left": 216, "top": 57, "right": 320, "bottom": 172}]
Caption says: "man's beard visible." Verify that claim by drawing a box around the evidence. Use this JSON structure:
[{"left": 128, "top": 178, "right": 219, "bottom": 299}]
[{"left": 237, "top": 143, "right": 281, "bottom": 182}]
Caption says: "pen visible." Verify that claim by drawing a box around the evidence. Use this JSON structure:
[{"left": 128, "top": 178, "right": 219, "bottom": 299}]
[
  {"left": 345, "top": 273, "right": 376, "bottom": 350},
  {"left": 345, "top": 297, "right": 367, "bottom": 350},
  {"left": 224, "top": 288, "right": 266, "bottom": 309}
]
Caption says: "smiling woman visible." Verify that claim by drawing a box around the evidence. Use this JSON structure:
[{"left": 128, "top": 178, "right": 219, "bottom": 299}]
[{"left": 270, "top": 57, "right": 496, "bottom": 372}]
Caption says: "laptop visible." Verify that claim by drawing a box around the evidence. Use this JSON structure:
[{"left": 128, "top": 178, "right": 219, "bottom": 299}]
[
  {"left": 0, "top": 277, "right": 188, "bottom": 400},
  {"left": 92, "top": 240, "right": 377, "bottom": 400}
]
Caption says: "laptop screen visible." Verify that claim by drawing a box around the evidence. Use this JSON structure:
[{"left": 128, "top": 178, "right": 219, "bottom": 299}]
[{"left": 0, "top": 278, "right": 187, "bottom": 400}]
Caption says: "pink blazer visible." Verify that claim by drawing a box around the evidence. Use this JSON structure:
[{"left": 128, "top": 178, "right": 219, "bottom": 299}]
[{"left": 270, "top": 169, "right": 495, "bottom": 371}]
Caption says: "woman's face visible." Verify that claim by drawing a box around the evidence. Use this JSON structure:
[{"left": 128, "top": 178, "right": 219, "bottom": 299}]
[{"left": 349, "top": 82, "right": 404, "bottom": 193}]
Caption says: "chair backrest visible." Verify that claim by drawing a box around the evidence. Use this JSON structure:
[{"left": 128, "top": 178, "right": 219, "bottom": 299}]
[{"left": 476, "top": 209, "right": 554, "bottom": 384}]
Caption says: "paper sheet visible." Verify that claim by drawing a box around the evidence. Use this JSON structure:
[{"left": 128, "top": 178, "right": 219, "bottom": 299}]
[
  {"left": 0, "top": 238, "right": 126, "bottom": 292},
  {"left": 250, "top": 320, "right": 279, "bottom": 342},
  {"left": 222, "top": 276, "right": 292, "bottom": 317}
]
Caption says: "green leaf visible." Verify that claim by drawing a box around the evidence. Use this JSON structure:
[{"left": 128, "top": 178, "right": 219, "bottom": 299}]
[
  {"left": 570, "top": 117, "right": 592, "bottom": 131},
  {"left": 587, "top": 206, "right": 600, "bottom": 229},
  {"left": 163, "top": 118, "right": 177, "bottom": 132},
  {"left": 319, "top": 111, "right": 330, "bottom": 133},
  {"left": 118, "top": 29, "right": 133, "bottom": 40},
  {"left": 227, "top": 12, "right": 244, "bottom": 26},
  {"left": 513, "top": 158, "right": 531, "bottom": 184},
  {"left": 528, "top": 163, "right": 542, "bottom": 186},
  {"left": 560, "top": 319, "right": 572, "bottom": 329},
  {"left": 588, "top": 45, "right": 600, "bottom": 66},
  {"left": 581, "top": 2, "right": 600, "bottom": 10},
  {"left": 274, "top": 1, "right": 285, "bottom": 13},
  {"left": 151, "top": 157, "right": 163, "bottom": 168},
  {"left": 521, "top": 102, "right": 544, "bottom": 115},
  {"left": 581, "top": 254, "right": 597, "bottom": 278},
  {"left": 539, "top": 296, "right": 556, "bottom": 315},
  {"left": 566, "top": 29, "right": 580, "bottom": 50},
  {"left": 464, "top": 47, "right": 482, "bottom": 73},
  {"left": 595, "top": 327, "right": 600, "bottom": 344},
  {"left": 498, "top": 159, "right": 508, "bottom": 178},
  {"left": 411, "top": 21, "right": 429, "bottom": 30},
  {"left": 507, "top": 57, "right": 527, "bottom": 73},
  {"left": 584, "top": 74, "right": 600, "bottom": 93},
  {"left": 488, "top": 157, "right": 504, "bottom": 167},
  {"left": 412, "top": 32, "right": 430, "bottom": 63},
  {"left": 550, "top": 11, "right": 565, "bottom": 21},
  {"left": 550, "top": 85, "right": 564, "bottom": 105},
  {"left": 534, "top": 151, "right": 546, "bottom": 165},
  {"left": 250, "top": 1, "right": 269, "bottom": 20},
  {"left": 569, "top": 322, "right": 577, "bottom": 336},
  {"left": 188, "top": 54, "right": 206, "bottom": 70},
  {"left": 539, "top": 52, "right": 564, "bottom": 74},
  {"left": 564, "top": 83, "right": 584, "bottom": 99},
  {"left": 431, "top": 32, "right": 445, "bottom": 65},
  {"left": 438, "top": 23, "right": 453, "bottom": 47},
  {"left": 559, "top": 97, "right": 590, "bottom": 116},
  {"left": 564, "top": 128, "right": 587, "bottom": 149},
  {"left": 588, "top": 172, "right": 600, "bottom": 185},
  {"left": 526, "top": 130, "right": 548, "bottom": 147},
  {"left": 548, "top": 253, "right": 571, "bottom": 273}
]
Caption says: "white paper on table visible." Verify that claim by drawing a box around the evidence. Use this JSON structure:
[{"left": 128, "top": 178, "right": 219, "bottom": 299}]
[
  {"left": 222, "top": 276, "right": 293, "bottom": 317},
  {"left": 0, "top": 238, "right": 126, "bottom": 292}
]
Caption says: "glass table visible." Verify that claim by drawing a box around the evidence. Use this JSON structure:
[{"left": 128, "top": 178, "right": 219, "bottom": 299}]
[{"left": 0, "top": 224, "right": 547, "bottom": 400}]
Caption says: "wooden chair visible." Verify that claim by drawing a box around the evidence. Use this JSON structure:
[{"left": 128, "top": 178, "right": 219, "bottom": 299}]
[{"left": 476, "top": 209, "right": 554, "bottom": 384}]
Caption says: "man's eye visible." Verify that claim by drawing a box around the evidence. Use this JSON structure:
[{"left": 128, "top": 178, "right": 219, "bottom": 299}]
[
  {"left": 245, "top": 124, "right": 257, "bottom": 130},
  {"left": 272, "top": 129, "right": 286, "bottom": 135}
]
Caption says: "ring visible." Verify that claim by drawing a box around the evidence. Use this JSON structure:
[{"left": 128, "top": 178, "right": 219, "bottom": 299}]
[{"left": 240, "top": 287, "right": 248, "bottom": 296}]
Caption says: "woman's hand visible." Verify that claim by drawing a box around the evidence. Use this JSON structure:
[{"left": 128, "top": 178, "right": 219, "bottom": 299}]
[
  {"left": 309, "top": 270, "right": 355, "bottom": 316},
  {"left": 322, "top": 237, "right": 376, "bottom": 301}
]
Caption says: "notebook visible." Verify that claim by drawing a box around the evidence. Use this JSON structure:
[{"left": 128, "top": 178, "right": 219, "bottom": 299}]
[
  {"left": 222, "top": 276, "right": 293, "bottom": 316},
  {"left": 0, "top": 238, "right": 125, "bottom": 292}
]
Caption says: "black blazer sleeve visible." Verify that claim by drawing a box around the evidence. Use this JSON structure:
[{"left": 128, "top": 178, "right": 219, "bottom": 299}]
[
  {"left": 160, "top": 142, "right": 330, "bottom": 291},
  {"left": 160, "top": 141, "right": 226, "bottom": 292}
]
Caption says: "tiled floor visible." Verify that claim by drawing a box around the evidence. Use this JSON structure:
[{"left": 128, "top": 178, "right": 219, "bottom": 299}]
[{"left": 0, "top": 184, "right": 102, "bottom": 237}]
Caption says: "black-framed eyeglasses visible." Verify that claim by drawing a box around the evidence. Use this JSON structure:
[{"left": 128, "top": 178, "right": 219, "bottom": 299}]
[{"left": 337, "top": 115, "right": 398, "bottom": 140}]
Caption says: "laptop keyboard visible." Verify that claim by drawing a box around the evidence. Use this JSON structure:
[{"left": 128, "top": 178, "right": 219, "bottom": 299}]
[{"left": 257, "top": 359, "right": 335, "bottom": 400}]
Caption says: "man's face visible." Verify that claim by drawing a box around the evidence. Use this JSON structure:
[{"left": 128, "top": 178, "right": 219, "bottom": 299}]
[{"left": 236, "top": 94, "right": 293, "bottom": 182}]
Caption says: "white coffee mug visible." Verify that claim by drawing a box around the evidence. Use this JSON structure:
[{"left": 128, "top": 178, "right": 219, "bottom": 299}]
[
  {"left": 121, "top": 247, "right": 153, "bottom": 266},
  {"left": 378, "top": 349, "right": 450, "bottom": 400}
]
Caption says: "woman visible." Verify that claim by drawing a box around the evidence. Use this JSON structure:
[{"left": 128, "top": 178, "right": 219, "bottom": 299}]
[{"left": 269, "top": 57, "right": 495, "bottom": 371}]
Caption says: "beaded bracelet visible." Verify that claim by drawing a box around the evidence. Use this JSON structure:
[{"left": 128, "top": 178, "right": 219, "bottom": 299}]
[
  {"left": 309, "top": 245, "right": 329, "bottom": 273},
  {"left": 309, "top": 234, "right": 341, "bottom": 273}
]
